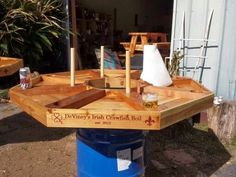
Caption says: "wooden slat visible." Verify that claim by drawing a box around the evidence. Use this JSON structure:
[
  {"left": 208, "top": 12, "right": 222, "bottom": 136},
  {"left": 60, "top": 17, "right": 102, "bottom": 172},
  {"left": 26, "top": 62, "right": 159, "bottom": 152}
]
[
  {"left": 31, "top": 95, "right": 66, "bottom": 105},
  {"left": 9, "top": 90, "right": 47, "bottom": 126},
  {"left": 46, "top": 108, "right": 160, "bottom": 130},
  {"left": 87, "top": 77, "right": 137, "bottom": 89},
  {"left": 15, "top": 84, "right": 87, "bottom": 96},
  {"left": 47, "top": 89, "right": 106, "bottom": 109},
  {"left": 120, "top": 42, "right": 170, "bottom": 52},
  {"left": 41, "top": 74, "right": 96, "bottom": 85},
  {"left": 129, "top": 35, "right": 138, "bottom": 55},
  {"left": 160, "top": 94, "right": 214, "bottom": 129},
  {"left": 82, "top": 92, "right": 134, "bottom": 111},
  {"left": 113, "top": 91, "right": 145, "bottom": 110},
  {"left": 144, "top": 85, "right": 210, "bottom": 100},
  {"left": 158, "top": 96, "right": 181, "bottom": 106}
]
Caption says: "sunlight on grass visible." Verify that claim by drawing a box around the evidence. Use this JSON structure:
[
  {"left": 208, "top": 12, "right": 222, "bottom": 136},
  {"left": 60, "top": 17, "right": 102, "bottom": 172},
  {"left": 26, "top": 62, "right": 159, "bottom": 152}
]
[
  {"left": 194, "top": 123, "right": 208, "bottom": 132},
  {"left": 0, "top": 89, "right": 9, "bottom": 99},
  {"left": 194, "top": 123, "right": 236, "bottom": 153}
]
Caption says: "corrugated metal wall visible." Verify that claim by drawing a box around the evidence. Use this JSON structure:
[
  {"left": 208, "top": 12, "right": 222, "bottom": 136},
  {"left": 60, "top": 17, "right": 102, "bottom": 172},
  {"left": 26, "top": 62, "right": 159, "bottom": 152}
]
[{"left": 172, "top": 0, "right": 236, "bottom": 99}]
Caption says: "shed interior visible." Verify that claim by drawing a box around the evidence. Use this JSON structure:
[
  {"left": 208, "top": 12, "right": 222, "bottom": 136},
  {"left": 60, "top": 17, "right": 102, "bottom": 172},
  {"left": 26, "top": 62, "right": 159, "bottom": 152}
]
[{"left": 74, "top": 0, "right": 174, "bottom": 68}]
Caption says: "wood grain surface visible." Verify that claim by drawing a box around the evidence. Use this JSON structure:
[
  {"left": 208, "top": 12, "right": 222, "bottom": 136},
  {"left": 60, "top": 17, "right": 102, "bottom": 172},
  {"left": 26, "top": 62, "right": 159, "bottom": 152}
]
[{"left": 9, "top": 69, "right": 214, "bottom": 130}]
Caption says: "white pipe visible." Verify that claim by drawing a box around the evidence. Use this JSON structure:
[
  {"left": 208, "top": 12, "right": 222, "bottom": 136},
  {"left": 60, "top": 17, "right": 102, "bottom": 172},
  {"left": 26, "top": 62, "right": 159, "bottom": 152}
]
[
  {"left": 178, "top": 11, "right": 185, "bottom": 51},
  {"left": 170, "top": 0, "right": 177, "bottom": 61},
  {"left": 184, "top": 55, "right": 207, "bottom": 58},
  {"left": 192, "top": 9, "right": 214, "bottom": 79},
  {"left": 174, "top": 38, "right": 216, "bottom": 42}
]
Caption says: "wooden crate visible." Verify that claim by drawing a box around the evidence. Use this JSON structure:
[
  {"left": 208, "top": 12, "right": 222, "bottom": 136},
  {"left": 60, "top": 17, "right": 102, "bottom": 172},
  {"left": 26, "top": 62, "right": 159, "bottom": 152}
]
[
  {"left": 9, "top": 69, "right": 213, "bottom": 130},
  {"left": 0, "top": 57, "right": 23, "bottom": 77}
]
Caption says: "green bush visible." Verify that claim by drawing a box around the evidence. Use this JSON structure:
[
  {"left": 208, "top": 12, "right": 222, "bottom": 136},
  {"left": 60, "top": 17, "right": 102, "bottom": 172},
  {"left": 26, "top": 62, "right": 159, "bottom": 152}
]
[{"left": 0, "top": 0, "right": 67, "bottom": 70}]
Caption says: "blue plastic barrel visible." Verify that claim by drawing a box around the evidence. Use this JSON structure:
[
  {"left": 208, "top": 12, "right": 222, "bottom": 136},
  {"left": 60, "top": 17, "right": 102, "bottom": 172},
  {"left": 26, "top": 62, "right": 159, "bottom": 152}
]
[{"left": 76, "top": 129, "right": 145, "bottom": 177}]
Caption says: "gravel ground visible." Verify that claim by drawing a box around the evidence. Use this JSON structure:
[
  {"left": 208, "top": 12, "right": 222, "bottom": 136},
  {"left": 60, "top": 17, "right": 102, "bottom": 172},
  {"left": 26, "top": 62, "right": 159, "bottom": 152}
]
[{"left": 1, "top": 102, "right": 236, "bottom": 177}]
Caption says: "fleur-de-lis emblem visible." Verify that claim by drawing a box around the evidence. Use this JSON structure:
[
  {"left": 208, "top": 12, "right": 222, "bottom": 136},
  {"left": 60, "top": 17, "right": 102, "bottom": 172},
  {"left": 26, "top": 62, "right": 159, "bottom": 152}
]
[{"left": 145, "top": 116, "right": 155, "bottom": 126}]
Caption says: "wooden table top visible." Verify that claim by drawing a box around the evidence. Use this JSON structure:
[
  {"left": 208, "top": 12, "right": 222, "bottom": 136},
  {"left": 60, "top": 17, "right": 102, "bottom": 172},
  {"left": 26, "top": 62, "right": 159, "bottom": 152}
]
[{"left": 9, "top": 69, "right": 213, "bottom": 130}]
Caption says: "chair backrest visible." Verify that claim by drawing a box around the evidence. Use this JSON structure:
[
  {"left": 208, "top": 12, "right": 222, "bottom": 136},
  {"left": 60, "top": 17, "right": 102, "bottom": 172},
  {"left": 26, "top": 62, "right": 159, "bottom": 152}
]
[{"left": 95, "top": 48, "right": 122, "bottom": 69}]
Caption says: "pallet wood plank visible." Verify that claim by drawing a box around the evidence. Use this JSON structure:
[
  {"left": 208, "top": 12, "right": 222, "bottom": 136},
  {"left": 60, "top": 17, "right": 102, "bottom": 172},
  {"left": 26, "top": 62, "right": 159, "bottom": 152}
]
[
  {"left": 47, "top": 89, "right": 106, "bottom": 109},
  {"left": 46, "top": 108, "right": 160, "bottom": 130},
  {"left": 15, "top": 84, "right": 87, "bottom": 96},
  {"left": 113, "top": 91, "right": 145, "bottom": 110}
]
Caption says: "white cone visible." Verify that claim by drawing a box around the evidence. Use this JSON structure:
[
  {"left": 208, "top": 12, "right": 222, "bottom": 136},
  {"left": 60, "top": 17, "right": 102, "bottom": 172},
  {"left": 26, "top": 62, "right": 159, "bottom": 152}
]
[{"left": 141, "top": 45, "right": 172, "bottom": 87}]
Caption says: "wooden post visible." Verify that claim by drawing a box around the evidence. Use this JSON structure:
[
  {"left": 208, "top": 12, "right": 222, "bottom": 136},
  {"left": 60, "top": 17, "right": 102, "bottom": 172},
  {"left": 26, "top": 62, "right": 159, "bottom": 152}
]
[
  {"left": 70, "top": 48, "right": 75, "bottom": 87},
  {"left": 126, "top": 51, "right": 131, "bottom": 94},
  {"left": 207, "top": 100, "right": 236, "bottom": 143},
  {"left": 100, "top": 46, "right": 104, "bottom": 78}
]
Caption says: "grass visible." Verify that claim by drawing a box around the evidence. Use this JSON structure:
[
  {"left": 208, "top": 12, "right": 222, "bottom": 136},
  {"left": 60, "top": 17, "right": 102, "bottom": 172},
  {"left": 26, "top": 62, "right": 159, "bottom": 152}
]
[
  {"left": 194, "top": 123, "right": 236, "bottom": 154},
  {"left": 225, "top": 137, "right": 236, "bottom": 152},
  {"left": 230, "top": 138, "right": 236, "bottom": 146},
  {"left": 194, "top": 123, "right": 208, "bottom": 132},
  {"left": 0, "top": 89, "right": 9, "bottom": 100}
]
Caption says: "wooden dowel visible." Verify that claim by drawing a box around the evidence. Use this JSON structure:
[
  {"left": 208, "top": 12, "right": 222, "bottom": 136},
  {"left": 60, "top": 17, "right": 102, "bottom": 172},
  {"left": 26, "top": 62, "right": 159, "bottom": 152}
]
[
  {"left": 70, "top": 48, "right": 75, "bottom": 87},
  {"left": 100, "top": 46, "right": 104, "bottom": 78},
  {"left": 126, "top": 50, "right": 131, "bottom": 94}
]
